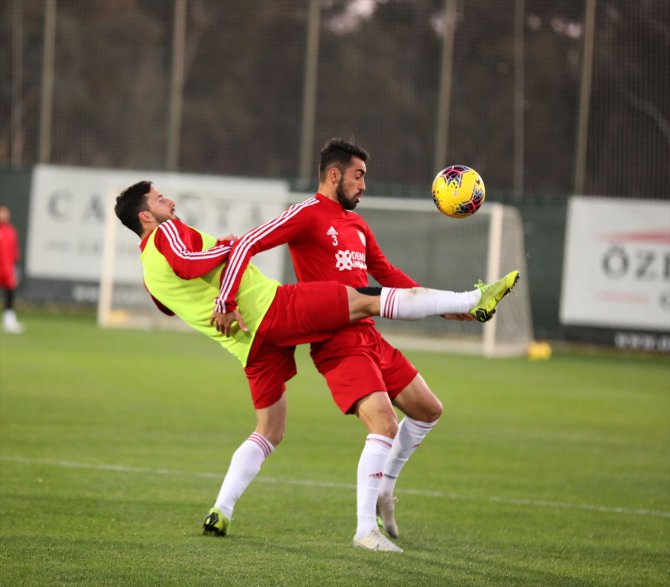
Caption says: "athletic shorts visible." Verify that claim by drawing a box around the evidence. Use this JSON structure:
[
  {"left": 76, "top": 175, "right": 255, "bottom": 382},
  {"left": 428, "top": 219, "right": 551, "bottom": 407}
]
[
  {"left": 310, "top": 323, "right": 418, "bottom": 414},
  {"left": 244, "top": 281, "right": 350, "bottom": 409},
  {"left": 0, "top": 269, "right": 16, "bottom": 290}
]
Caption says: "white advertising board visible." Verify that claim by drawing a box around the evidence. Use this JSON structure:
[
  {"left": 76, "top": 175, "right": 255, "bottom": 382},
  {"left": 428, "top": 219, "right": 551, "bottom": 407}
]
[
  {"left": 26, "top": 165, "right": 291, "bottom": 292},
  {"left": 560, "top": 196, "right": 670, "bottom": 335}
]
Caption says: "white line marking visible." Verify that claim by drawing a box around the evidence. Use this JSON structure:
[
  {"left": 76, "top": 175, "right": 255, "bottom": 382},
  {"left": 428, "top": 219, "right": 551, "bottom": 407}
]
[{"left": 3, "top": 455, "right": 669, "bottom": 519}]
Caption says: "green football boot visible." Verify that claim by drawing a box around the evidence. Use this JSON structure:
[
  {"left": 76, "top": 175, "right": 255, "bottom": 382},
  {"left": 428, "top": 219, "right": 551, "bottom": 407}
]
[
  {"left": 202, "top": 507, "right": 231, "bottom": 537},
  {"left": 469, "top": 270, "right": 520, "bottom": 323}
]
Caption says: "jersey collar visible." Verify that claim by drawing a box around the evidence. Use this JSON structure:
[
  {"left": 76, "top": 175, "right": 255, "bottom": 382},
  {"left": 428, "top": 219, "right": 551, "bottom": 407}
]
[{"left": 315, "top": 192, "right": 347, "bottom": 212}]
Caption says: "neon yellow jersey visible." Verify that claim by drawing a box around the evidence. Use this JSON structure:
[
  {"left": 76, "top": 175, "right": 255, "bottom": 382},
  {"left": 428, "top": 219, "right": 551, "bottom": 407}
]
[{"left": 140, "top": 219, "right": 279, "bottom": 366}]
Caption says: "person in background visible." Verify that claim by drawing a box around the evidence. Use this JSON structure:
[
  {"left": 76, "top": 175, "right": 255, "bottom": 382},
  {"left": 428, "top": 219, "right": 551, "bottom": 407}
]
[{"left": 0, "top": 205, "right": 24, "bottom": 334}]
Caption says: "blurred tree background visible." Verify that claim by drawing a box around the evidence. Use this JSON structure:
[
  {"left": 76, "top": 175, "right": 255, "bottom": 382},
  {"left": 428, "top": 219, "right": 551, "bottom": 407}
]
[{"left": 1, "top": 0, "right": 668, "bottom": 200}]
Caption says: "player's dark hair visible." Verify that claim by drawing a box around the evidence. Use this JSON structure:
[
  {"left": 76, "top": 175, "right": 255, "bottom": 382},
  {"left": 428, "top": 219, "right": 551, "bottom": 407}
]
[
  {"left": 319, "top": 138, "right": 369, "bottom": 181},
  {"left": 115, "top": 180, "right": 152, "bottom": 236}
]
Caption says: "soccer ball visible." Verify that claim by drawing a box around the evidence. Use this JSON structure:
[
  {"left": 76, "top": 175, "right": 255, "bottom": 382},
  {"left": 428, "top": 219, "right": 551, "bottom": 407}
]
[{"left": 431, "top": 165, "right": 486, "bottom": 218}]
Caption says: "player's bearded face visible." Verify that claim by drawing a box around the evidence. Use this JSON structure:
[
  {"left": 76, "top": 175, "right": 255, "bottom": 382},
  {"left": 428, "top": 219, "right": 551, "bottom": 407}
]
[
  {"left": 335, "top": 177, "right": 357, "bottom": 210},
  {"left": 335, "top": 166, "right": 364, "bottom": 210}
]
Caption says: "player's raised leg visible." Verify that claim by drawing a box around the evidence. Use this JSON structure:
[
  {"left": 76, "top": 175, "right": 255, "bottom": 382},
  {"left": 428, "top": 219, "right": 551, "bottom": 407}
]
[{"left": 347, "top": 272, "right": 520, "bottom": 324}]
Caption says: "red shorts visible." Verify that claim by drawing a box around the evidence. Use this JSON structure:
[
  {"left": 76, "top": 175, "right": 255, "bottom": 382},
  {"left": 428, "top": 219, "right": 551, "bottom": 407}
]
[
  {"left": 0, "top": 269, "right": 17, "bottom": 290},
  {"left": 310, "top": 324, "right": 418, "bottom": 414},
  {"left": 244, "top": 282, "right": 350, "bottom": 409}
]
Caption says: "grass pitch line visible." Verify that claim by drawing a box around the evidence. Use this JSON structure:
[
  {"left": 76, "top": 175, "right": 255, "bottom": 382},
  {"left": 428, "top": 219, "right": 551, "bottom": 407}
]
[{"left": 3, "top": 455, "right": 669, "bottom": 520}]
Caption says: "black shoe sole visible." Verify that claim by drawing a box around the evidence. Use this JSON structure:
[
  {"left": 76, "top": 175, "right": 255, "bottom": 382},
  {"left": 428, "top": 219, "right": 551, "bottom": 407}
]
[{"left": 202, "top": 514, "right": 227, "bottom": 537}]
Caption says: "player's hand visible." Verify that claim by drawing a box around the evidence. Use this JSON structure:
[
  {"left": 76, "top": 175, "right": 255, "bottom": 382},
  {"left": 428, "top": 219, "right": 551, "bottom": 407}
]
[
  {"left": 220, "top": 233, "right": 237, "bottom": 242},
  {"left": 210, "top": 308, "right": 248, "bottom": 336},
  {"left": 441, "top": 313, "right": 476, "bottom": 321}
]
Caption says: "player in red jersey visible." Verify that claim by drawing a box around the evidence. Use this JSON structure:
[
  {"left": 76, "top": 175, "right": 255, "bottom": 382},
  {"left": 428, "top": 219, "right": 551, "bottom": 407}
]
[
  {"left": 0, "top": 206, "right": 24, "bottom": 334},
  {"left": 213, "top": 139, "right": 519, "bottom": 552}
]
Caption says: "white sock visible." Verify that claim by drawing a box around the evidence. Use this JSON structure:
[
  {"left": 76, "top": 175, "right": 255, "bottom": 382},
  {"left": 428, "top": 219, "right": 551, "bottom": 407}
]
[
  {"left": 379, "top": 417, "right": 439, "bottom": 498},
  {"left": 214, "top": 432, "right": 275, "bottom": 519},
  {"left": 380, "top": 287, "right": 481, "bottom": 320},
  {"left": 355, "top": 434, "right": 393, "bottom": 538}
]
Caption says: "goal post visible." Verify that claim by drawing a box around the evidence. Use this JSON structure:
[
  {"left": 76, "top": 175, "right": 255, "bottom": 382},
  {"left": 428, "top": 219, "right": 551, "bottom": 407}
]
[
  {"left": 484, "top": 202, "right": 505, "bottom": 357},
  {"left": 99, "top": 189, "right": 533, "bottom": 356}
]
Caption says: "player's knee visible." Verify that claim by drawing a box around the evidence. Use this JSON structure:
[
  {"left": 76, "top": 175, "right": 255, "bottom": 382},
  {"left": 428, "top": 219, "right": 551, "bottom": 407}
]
[
  {"left": 355, "top": 391, "right": 400, "bottom": 437},
  {"left": 420, "top": 395, "right": 443, "bottom": 422},
  {"left": 407, "top": 394, "right": 443, "bottom": 423},
  {"left": 428, "top": 398, "right": 443, "bottom": 422},
  {"left": 374, "top": 412, "right": 399, "bottom": 438},
  {"left": 265, "top": 430, "right": 284, "bottom": 447},
  {"left": 255, "top": 424, "right": 285, "bottom": 447},
  {"left": 347, "top": 287, "right": 380, "bottom": 320},
  {"left": 366, "top": 419, "right": 397, "bottom": 438},
  {"left": 386, "top": 418, "right": 399, "bottom": 438}
]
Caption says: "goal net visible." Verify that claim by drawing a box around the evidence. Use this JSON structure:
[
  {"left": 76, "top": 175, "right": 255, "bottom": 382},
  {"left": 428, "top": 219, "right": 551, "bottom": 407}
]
[
  {"left": 353, "top": 197, "right": 533, "bottom": 357},
  {"left": 99, "top": 188, "right": 533, "bottom": 357}
]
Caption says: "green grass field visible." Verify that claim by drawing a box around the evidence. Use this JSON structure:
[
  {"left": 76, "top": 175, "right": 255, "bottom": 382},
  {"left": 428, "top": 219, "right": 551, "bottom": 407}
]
[{"left": 1, "top": 313, "right": 669, "bottom": 586}]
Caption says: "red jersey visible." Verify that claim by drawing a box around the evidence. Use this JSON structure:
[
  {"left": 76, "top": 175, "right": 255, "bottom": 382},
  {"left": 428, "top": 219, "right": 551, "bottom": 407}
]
[
  {"left": 0, "top": 222, "right": 20, "bottom": 290},
  {"left": 141, "top": 218, "right": 233, "bottom": 315},
  {"left": 216, "top": 193, "right": 418, "bottom": 315}
]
